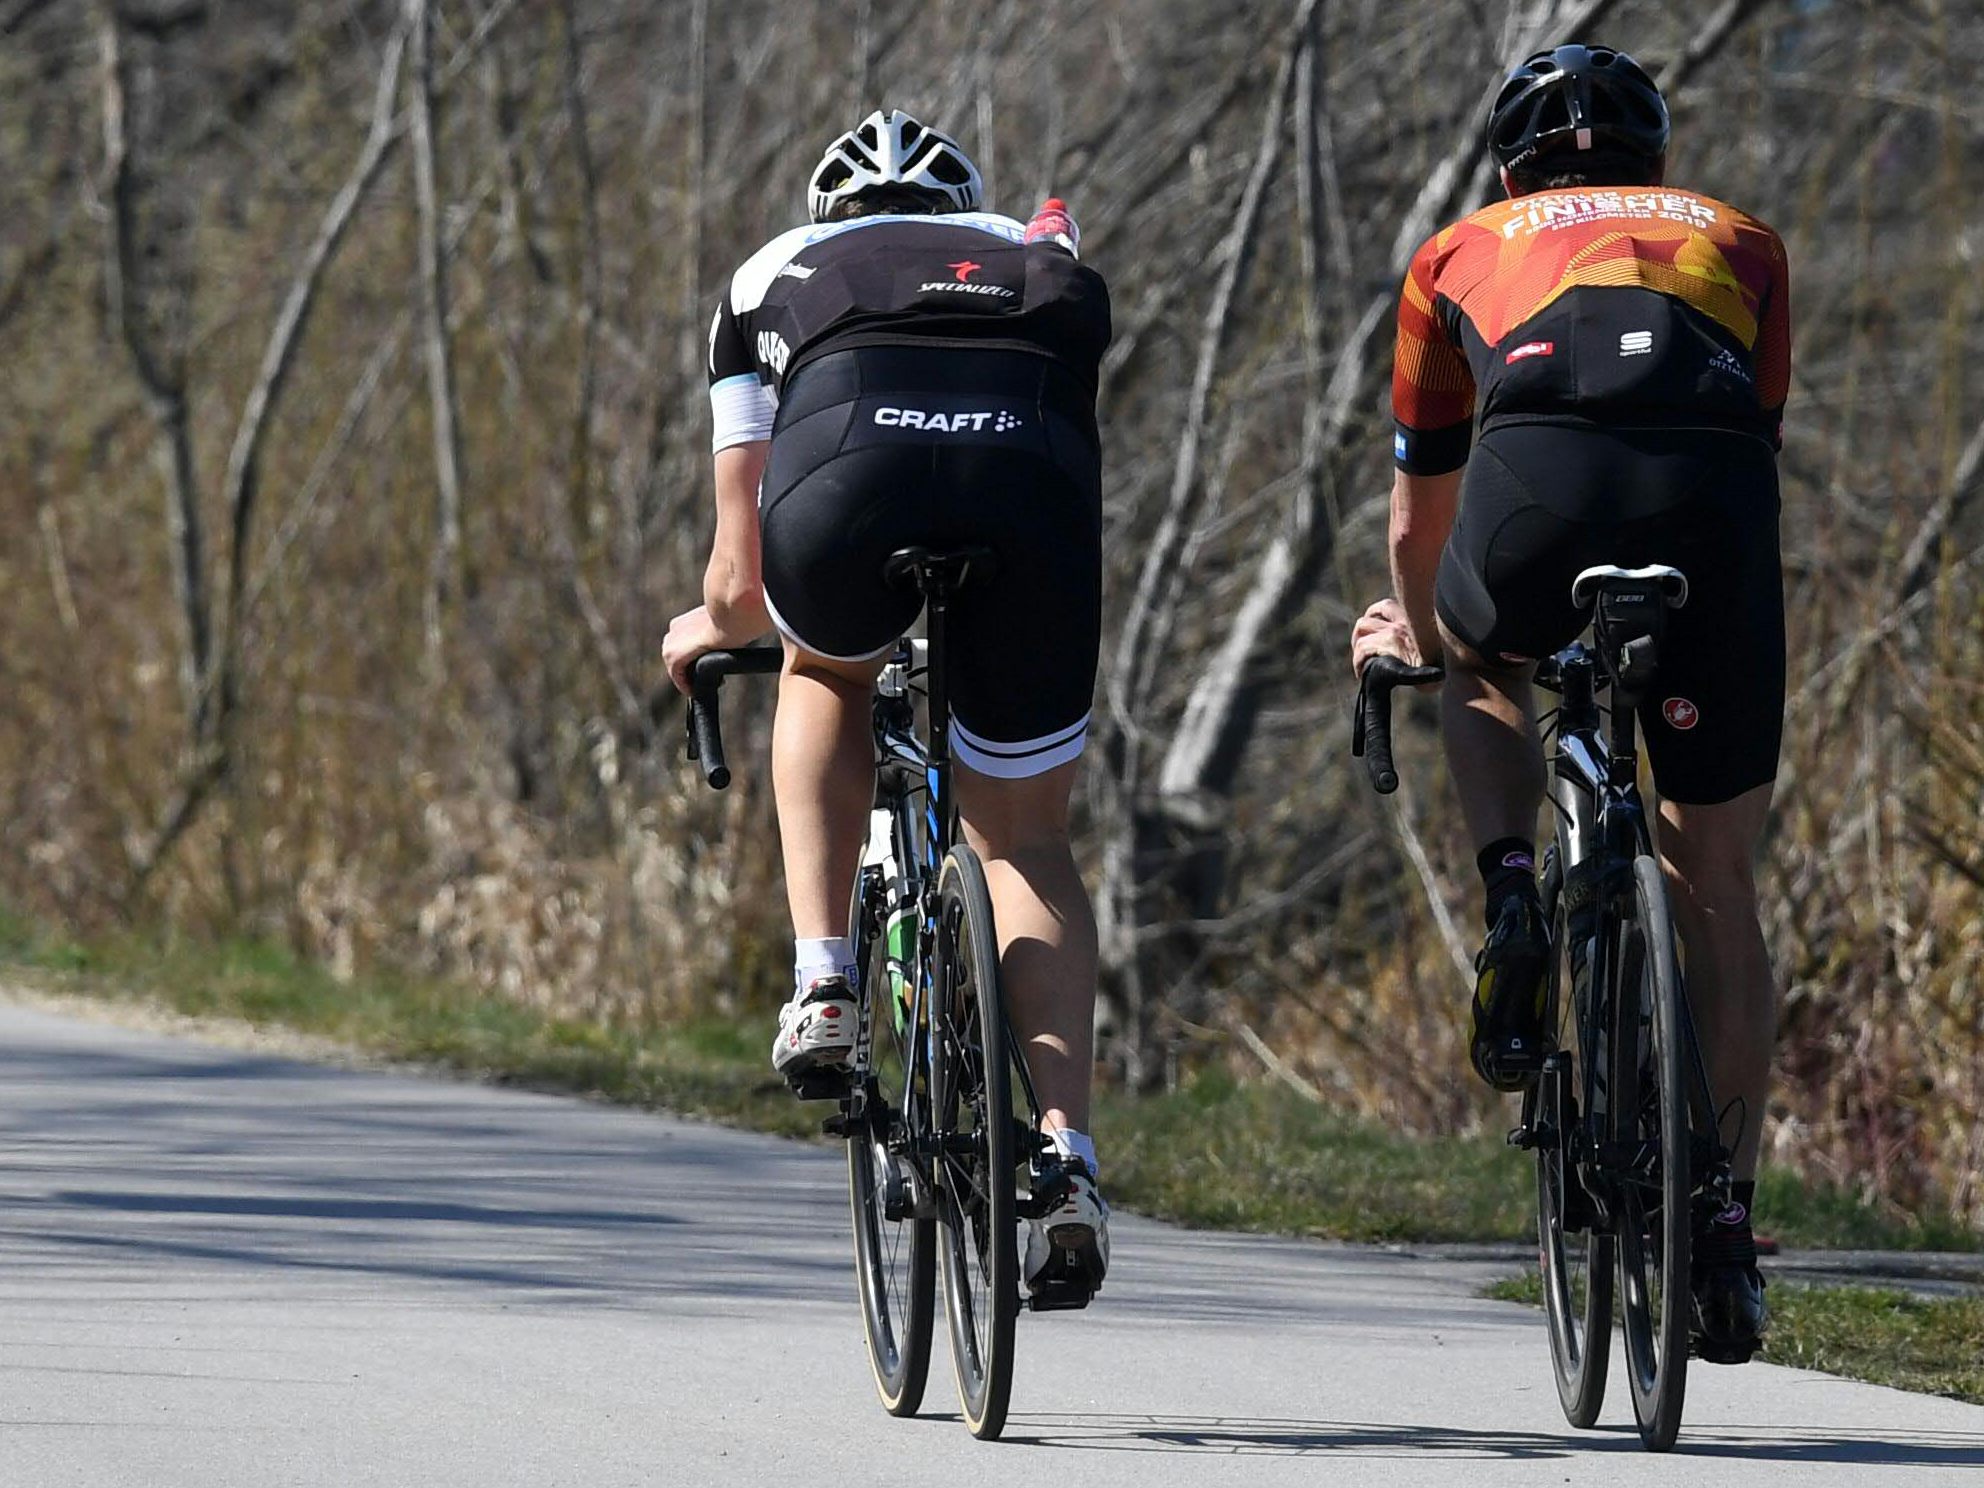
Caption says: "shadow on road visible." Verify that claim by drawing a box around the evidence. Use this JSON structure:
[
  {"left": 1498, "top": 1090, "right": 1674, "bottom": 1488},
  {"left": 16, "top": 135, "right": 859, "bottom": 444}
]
[
  {"left": 53, "top": 1189, "right": 678, "bottom": 1229},
  {"left": 999, "top": 1412, "right": 1984, "bottom": 1465}
]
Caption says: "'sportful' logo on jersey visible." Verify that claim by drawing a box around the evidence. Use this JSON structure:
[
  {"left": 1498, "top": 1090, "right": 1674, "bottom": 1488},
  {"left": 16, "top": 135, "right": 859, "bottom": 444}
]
[
  {"left": 757, "top": 330, "right": 790, "bottom": 375},
  {"left": 874, "top": 406, "right": 1024, "bottom": 433},
  {"left": 1619, "top": 330, "right": 1654, "bottom": 358}
]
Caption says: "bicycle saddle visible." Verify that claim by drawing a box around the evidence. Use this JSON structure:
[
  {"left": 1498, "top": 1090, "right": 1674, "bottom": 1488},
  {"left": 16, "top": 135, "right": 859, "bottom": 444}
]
[
  {"left": 1569, "top": 563, "right": 1689, "bottom": 610},
  {"left": 1571, "top": 565, "right": 1688, "bottom": 700},
  {"left": 882, "top": 545, "right": 998, "bottom": 596}
]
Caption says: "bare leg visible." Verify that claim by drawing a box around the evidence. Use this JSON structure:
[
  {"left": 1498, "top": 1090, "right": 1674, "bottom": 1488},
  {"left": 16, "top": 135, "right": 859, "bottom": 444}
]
[
  {"left": 955, "top": 758, "right": 1097, "bottom": 1135},
  {"left": 1439, "top": 620, "right": 1545, "bottom": 858},
  {"left": 770, "top": 644, "right": 885, "bottom": 940},
  {"left": 1657, "top": 784, "right": 1776, "bottom": 1180}
]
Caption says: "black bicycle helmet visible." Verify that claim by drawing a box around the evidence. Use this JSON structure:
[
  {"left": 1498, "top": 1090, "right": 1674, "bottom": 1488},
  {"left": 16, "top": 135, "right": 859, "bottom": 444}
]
[{"left": 1486, "top": 43, "right": 1669, "bottom": 175}]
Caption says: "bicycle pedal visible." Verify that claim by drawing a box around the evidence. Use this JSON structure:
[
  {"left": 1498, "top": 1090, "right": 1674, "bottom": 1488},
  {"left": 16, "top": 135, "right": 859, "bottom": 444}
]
[
  {"left": 1026, "top": 1277, "right": 1096, "bottom": 1313},
  {"left": 1692, "top": 1336, "right": 1762, "bottom": 1366},
  {"left": 1017, "top": 1179, "right": 1075, "bottom": 1221},
  {"left": 786, "top": 1067, "right": 853, "bottom": 1102},
  {"left": 1507, "top": 1122, "right": 1555, "bottom": 1151}
]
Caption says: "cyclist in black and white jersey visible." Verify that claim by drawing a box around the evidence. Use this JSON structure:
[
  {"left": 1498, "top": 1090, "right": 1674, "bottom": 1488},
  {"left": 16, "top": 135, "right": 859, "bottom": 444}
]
[{"left": 665, "top": 109, "right": 1113, "bottom": 1298}]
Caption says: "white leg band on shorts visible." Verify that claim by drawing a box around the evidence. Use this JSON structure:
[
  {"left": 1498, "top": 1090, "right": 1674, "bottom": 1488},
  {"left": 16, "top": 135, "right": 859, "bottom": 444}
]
[
  {"left": 762, "top": 588, "right": 898, "bottom": 665},
  {"left": 951, "top": 711, "right": 1090, "bottom": 780}
]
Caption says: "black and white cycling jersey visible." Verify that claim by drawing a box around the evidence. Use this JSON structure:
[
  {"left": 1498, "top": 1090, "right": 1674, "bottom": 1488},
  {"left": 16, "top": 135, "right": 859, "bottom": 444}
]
[{"left": 707, "top": 211, "right": 1110, "bottom": 452}]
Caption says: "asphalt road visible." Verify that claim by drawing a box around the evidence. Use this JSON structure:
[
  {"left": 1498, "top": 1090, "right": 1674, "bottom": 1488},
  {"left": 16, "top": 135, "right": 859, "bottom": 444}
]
[{"left": 0, "top": 999, "right": 1979, "bottom": 1486}]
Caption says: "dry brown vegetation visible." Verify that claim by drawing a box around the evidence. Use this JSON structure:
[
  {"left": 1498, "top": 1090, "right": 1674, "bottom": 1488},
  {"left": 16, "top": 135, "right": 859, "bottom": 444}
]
[{"left": 0, "top": 0, "right": 1978, "bottom": 1224}]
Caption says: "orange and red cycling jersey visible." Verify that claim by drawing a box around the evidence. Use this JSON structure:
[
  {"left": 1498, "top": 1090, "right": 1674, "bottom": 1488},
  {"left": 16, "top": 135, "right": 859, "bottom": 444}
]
[{"left": 1392, "top": 185, "right": 1791, "bottom": 474}]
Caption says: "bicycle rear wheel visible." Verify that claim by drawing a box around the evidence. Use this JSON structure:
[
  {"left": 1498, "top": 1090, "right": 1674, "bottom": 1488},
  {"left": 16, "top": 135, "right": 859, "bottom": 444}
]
[
  {"left": 1535, "top": 847, "right": 1613, "bottom": 1428},
  {"left": 932, "top": 846, "right": 1018, "bottom": 1440},
  {"left": 1613, "top": 854, "right": 1691, "bottom": 1451},
  {"left": 846, "top": 864, "right": 934, "bottom": 1416}
]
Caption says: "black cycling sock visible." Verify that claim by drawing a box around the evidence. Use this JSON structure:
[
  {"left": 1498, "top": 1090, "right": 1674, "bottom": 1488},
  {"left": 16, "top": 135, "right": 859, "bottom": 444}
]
[
  {"left": 1477, "top": 837, "right": 1538, "bottom": 928},
  {"left": 1696, "top": 1180, "right": 1759, "bottom": 1268}
]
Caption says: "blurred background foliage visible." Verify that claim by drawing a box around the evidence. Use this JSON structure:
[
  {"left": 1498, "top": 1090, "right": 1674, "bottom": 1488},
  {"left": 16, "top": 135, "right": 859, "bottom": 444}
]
[{"left": 0, "top": 0, "right": 1979, "bottom": 1224}]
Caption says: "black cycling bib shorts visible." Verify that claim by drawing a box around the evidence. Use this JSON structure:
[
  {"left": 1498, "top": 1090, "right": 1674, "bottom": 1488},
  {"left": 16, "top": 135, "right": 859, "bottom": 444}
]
[
  {"left": 1435, "top": 423, "right": 1785, "bottom": 806},
  {"left": 759, "top": 346, "right": 1102, "bottom": 780}
]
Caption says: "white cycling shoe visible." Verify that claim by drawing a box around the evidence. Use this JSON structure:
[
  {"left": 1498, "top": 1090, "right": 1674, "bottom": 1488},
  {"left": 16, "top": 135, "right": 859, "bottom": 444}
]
[
  {"left": 1023, "top": 1162, "right": 1109, "bottom": 1300},
  {"left": 770, "top": 974, "right": 858, "bottom": 1083}
]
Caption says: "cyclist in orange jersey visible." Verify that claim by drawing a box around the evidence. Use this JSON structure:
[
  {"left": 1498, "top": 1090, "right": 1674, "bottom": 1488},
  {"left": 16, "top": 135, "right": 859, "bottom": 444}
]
[{"left": 1351, "top": 44, "right": 1786, "bottom": 1364}]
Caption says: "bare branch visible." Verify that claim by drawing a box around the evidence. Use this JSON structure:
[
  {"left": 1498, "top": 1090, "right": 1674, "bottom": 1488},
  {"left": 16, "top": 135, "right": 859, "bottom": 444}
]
[{"left": 409, "top": 0, "right": 465, "bottom": 674}]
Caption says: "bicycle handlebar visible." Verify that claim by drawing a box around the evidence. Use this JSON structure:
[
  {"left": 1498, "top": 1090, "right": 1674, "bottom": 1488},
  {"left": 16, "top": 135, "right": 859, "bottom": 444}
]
[
  {"left": 678, "top": 647, "right": 781, "bottom": 790},
  {"left": 1352, "top": 655, "right": 1445, "bottom": 795}
]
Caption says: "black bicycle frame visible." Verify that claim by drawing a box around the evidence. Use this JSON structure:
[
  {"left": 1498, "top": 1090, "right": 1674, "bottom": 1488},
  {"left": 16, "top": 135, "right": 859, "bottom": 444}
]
[
  {"left": 1539, "top": 644, "right": 1729, "bottom": 1211},
  {"left": 865, "top": 574, "right": 1053, "bottom": 1193}
]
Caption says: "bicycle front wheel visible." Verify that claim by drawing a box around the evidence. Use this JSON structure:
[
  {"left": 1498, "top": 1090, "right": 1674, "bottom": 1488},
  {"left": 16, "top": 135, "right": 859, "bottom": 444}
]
[
  {"left": 932, "top": 845, "right": 1018, "bottom": 1440},
  {"left": 1613, "top": 854, "right": 1691, "bottom": 1451},
  {"left": 847, "top": 864, "right": 934, "bottom": 1417}
]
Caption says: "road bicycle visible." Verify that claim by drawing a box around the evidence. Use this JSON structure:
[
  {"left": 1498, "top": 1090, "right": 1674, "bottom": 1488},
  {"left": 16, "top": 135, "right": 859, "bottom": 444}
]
[
  {"left": 684, "top": 545, "right": 1087, "bottom": 1443},
  {"left": 1357, "top": 563, "right": 1738, "bottom": 1452}
]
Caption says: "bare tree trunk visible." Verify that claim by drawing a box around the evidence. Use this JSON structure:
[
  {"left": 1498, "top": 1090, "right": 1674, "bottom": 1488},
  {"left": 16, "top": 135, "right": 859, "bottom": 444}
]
[
  {"left": 411, "top": 0, "right": 465, "bottom": 676},
  {"left": 1095, "top": 0, "right": 1322, "bottom": 1084},
  {"left": 129, "top": 21, "right": 414, "bottom": 893},
  {"left": 561, "top": 0, "right": 602, "bottom": 541},
  {"left": 681, "top": 0, "right": 709, "bottom": 384},
  {"left": 215, "top": 22, "right": 410, "bottom": 733},
  {"left": 98, "top": 6, "right": 212, "bottom": 741}
]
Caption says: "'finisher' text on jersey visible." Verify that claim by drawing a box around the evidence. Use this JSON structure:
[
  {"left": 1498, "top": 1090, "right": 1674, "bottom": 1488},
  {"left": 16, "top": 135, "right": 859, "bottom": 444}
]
[{"left": 1391, "top": 186, "right": 1792, "bottom": 475}]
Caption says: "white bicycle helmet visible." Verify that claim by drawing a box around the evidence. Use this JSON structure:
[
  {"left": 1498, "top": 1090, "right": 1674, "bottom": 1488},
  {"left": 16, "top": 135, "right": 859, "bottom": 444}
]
[{"left": 806, "top": 108, "right": 983, "bottom": 223}]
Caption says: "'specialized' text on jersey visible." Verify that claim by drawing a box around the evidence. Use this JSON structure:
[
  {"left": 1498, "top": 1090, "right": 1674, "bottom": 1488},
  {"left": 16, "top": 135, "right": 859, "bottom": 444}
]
[{"left": 707, "top": 212, "right": 1110, "bottom": 452}]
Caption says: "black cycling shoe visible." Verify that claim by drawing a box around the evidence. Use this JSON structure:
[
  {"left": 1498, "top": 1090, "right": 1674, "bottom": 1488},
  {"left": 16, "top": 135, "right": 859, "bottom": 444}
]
[
  {"left": 1693, "top": 1264, "right": 1768, "bottom": 1363},
  {"left": 1693, "top": 1207, "right": 1768, "bottom": 1363},
  {"left": 1469, "top": 891, "right": 1552, "bottom": 1092}
]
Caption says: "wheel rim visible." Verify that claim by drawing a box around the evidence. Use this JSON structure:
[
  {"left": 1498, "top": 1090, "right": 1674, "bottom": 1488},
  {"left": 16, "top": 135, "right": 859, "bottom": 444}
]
[
  {"left": 931, "top": 852, "right": 1016, "bottom": 1438},
  {"left": 939, "top": 987, "right": 995, "bottom": 1402},
  {"left": 1537, "top": 872, "right": 1613, "bottom": 1426},
  {"left": 1612, "top": 876, "right": 1692, "bottom": 1449},
  {"left": 851, "top": 1040, "right": 917, "bottom": 1382},
  {"left": 848, "top": 884, "right": 932, "bottom": 1414}
]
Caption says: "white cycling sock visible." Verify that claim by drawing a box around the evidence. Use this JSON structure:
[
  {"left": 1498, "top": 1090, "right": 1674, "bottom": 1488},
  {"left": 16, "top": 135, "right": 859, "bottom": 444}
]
[
  {"left": 1047, "top": 1126, "right": 1099, "bottom": 1181},
  {"left": 794, "top": 937, "right": 853, "bottom": 995}
]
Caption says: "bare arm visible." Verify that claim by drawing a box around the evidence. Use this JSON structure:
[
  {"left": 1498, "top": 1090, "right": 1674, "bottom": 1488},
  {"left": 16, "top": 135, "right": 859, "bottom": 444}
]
[
  {"left": 1387, "top": 465, "right": 1463, "bottom": 665},
  {"left": 704, "top": 440, "right": 771, "bottom": 634},
  {"left": 663, "top": 438, "right": 772, "bottom": 693}
]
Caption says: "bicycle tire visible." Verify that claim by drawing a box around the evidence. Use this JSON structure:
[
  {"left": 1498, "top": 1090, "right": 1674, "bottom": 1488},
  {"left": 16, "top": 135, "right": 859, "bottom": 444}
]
[
  {"left": 1613, "top": 854, "right": 1691, "bottom": 1451},
  {"left": 932, "top": 845, "right": 1018, "bottom": 1440},
  {"left": 1535, "top": 847, "right": 1614, "bottom": 1428},
  {"left": 846, "top": 862, "right": 935, "bottom": 1417}
]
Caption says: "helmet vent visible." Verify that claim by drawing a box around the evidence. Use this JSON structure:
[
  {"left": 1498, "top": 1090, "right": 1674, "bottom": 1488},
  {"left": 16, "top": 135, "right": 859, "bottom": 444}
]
[
  {"left": 1484, "top": 42, "right": 1669, "bottom": 174},
  {"left": 807, "top": 108, "right": 984, "bottom": 222}
]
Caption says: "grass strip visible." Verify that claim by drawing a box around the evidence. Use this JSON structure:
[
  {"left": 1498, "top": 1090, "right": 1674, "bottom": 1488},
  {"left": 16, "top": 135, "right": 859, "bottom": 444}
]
[
  {"left": 1483, "top": 1271, "right": 1984, "bottom": 1404},
  {"left": 1, "top": 915, "right": 1976, "bottom": 1254}
]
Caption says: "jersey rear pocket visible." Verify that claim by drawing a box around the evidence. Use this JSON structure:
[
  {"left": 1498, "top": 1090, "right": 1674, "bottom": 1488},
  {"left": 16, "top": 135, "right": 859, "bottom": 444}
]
[{"left": 1485, "top": 287, "right": 1761, "bottom": 429}]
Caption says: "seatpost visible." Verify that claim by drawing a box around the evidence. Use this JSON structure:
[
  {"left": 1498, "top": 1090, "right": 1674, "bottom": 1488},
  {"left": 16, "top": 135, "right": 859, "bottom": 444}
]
[
  {"left": 921, "top": 577, "right": 954, "bottom": 859},
  {"left": 1560, "top": 653, "right": 1598, "bottom": 732},
  {"left": 1611, "top": 682, "right": 1640, "bottom": 770}
]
